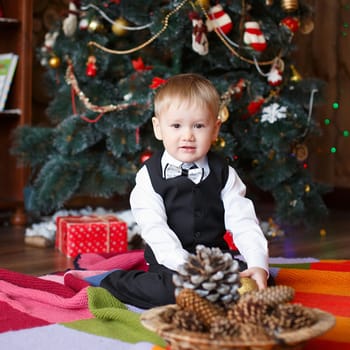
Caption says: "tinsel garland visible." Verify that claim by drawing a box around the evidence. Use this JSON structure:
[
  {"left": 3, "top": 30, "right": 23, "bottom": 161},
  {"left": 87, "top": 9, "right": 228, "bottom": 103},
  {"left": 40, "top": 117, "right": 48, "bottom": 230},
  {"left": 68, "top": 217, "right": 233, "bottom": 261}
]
[{"left": 65, "top": 58, "right": 144, "bottom": 122}]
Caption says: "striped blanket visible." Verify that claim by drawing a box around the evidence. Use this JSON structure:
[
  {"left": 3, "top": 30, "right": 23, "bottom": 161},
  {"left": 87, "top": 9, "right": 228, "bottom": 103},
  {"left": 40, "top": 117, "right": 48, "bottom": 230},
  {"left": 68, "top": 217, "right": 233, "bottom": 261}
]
[{"left": 0, "top": 252, "right": 349, "bottom": 350}]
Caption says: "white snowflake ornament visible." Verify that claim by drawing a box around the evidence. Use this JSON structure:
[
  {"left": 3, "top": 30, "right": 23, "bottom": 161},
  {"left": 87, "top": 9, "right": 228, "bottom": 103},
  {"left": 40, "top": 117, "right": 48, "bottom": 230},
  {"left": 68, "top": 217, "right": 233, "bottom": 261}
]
[{"left": 261, "top": 103, "right": 287, "bottom": 123}]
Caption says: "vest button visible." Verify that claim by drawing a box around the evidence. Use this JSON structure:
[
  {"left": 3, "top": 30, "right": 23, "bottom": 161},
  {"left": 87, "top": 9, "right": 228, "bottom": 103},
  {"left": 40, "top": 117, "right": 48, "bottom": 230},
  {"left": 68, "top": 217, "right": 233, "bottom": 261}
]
[
  {"left": 195, "top": 210, "right": 202, "bottom": 217},
  {"left": 194, "top": 231, "right": 201, "bottom": 238}
]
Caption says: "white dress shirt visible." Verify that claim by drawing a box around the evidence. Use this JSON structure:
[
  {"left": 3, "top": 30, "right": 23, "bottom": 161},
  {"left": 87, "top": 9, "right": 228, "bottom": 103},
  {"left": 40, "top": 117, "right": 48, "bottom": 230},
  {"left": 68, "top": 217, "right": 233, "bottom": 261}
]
[{"left": 130, "top": 151, "right": 269, "bottom": 273}]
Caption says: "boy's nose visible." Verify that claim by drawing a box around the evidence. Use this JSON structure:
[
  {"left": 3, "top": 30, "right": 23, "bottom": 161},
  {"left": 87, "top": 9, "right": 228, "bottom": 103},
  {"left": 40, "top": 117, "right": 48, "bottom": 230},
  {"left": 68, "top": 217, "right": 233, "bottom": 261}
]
[{"left": 183, "top": 128, "right": 195, "bottom": 141}]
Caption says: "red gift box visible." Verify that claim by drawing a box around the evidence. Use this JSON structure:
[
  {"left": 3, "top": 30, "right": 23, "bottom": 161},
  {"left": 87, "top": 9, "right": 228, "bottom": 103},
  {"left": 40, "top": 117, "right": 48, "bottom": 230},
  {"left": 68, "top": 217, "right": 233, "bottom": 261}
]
[{"left": 55, "top": 215, "right": 128, "bottom": 258}]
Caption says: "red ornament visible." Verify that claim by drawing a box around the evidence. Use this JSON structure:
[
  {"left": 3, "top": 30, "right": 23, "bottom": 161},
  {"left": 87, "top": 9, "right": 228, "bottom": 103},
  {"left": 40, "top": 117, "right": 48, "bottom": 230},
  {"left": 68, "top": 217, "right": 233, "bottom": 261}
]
[
  {"left": 86, "top": 55, "right": 97, "bottom": 77},
  {"left": 247, "top": 97, "right": 265, "bottom": 115},
  {"left": 206, "top": 4, "right": 233, "bottom": 35},
  {"left": 149, "top": 77, "right": 167, "bottom": 89},
  {"left": 132, "top": 57, "right": 152, "bottom": 72},
  {"left": 281, "top": 17, "right": 300, "bottom": 33},
  {"left": 140, "top": 150, "right": 153, "bottom": 163},
  {"left": 243, "top": 21, "right": 267, "bottom": 52}
]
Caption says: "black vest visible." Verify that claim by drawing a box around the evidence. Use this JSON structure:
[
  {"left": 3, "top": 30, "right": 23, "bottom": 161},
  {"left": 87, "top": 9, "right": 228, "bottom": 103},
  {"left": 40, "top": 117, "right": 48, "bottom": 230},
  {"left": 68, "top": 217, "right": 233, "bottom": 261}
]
[{"left": 144, "top": 151, "right": 229, "bottom": 265}]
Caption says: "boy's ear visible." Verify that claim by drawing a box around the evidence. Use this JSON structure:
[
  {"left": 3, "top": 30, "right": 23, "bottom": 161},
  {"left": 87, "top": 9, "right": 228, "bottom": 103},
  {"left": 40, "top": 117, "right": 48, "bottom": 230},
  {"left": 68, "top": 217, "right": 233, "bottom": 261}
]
[
  {"left": 152, "top": 116, "right": 163, "bottom": 140},
  {"left": 212, "top": 118, "right": 221, "bottom": 141}
]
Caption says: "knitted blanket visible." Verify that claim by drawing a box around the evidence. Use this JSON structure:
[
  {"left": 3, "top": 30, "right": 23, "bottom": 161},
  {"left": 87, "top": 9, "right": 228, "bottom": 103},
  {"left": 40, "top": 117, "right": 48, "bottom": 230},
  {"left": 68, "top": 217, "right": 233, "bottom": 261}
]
[{"left": 0, "top": 253, "right": 349, "bottom": 350}]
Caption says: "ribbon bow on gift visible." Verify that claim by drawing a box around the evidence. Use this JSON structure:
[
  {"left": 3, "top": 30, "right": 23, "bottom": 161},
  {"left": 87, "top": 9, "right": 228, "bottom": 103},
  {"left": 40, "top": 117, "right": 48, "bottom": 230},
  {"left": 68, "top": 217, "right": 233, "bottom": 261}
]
[{"left": 164, "top": 163, "right": 204, "bottom": 184}]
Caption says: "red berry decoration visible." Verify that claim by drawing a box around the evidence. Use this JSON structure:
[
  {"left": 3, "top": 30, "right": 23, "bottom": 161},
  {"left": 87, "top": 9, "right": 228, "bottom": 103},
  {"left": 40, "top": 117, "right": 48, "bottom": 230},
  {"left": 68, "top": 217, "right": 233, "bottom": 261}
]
[
  {"left": 281, "top": 17, "right": 300, "bottom": 33},
  {"left": 140, "top": 150, "right": 153, "bottom": 163}
]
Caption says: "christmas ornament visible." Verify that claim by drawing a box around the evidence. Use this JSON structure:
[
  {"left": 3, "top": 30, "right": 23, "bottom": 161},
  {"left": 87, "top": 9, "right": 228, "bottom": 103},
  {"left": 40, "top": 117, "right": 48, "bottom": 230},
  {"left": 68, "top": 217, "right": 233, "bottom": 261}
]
[
  {"left": 149, "top": 77, "right": 167, "bottom": 89},
  {"left": 243, "top": 21, "right": 267, "bottom": 51},
  {"left": 40, "top": 31, "right": 59, "bottom": 66},
  {"left": 196, "top": 0, "right": 210, "bottom": 10},
  {"left": 281, "top": 16, "right": 300, "bottom": 33},
  {"left": 132, "top": 57, "right": 152, "bottom": 72},
  {"left": 293, "top": 143, "right": 308, "bottom": 161},
  {"left": 247, "top": 97, "right": 265, "bottom": 116},
  {"left": 62, "top": 0, "right": 80, "bottom": 37},
  {"left": 79, "top": 18, "right": 89, "bottom": 30},
  {"left": 173, "top": 245, "right": 241, "bottom": 307},
  {"left": 86, "top": 55, "right": 97, "bottom": 77},
  {"left": 265, "top": 0, "right": 274, "bottom": 5},
  {"left": 140, "top": 150, "right": 153, "bottom": 163},
  {"left": 281, "top": 0, "right": 299, "bottom": 12},
  {"left": 219, "top": 105, "right": 229, "bottom": 122},
  {"left": 267, "top": 58, "right": 284, "bottom": 86},
  {"left": 238, "top": 277, "right": 258, "bottom": 295},
  {"left": 206, "top": 4, "right": 233, "bottom": 35},
  {"left": 213, "top": 136, "right": 226, "bottom": 148},
  {"left": 320, "top": 229, "right": 327, "bottom": 237},
  {"left": 261, "top": 103, "right": 287, "bottom": 123},
  {"left": 49, "top": 56, "right": 61, "bottom": 69},
  {"left": 189, "top": 12, "right": 209, "bottom": 55},
  {"left": 290, "top": 64, "right": 303, "bottom": 82},
  {"left": 88, "top": 18, "right": 104, "bottom": 33},
  {"left": 112, "top": 17, "right": 129, "bottom": 36},
  {"left": 300, "top": 17, "right": 315, "bottom": 34}
]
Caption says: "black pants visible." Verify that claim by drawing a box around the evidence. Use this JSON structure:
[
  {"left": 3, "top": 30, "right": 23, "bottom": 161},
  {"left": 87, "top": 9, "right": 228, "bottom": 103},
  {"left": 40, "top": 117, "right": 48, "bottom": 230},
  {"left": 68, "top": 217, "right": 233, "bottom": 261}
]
[{"left": 99, "top": 250, "right": 263, "bottom": 309}]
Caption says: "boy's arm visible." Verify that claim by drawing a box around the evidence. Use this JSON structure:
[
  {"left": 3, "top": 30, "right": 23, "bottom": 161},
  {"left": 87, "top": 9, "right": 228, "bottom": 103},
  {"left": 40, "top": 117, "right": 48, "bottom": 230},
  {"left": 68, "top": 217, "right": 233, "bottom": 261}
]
[
  {"left": 222, "top": 166, "right": 269, "bottom": 275},
  {"left": 130, "top": 166, "right": 189, "bottom": 271}
]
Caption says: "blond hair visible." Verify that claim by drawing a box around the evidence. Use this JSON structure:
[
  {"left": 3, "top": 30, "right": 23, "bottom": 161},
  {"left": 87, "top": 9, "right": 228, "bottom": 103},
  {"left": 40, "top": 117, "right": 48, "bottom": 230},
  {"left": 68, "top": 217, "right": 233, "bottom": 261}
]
[{"left": 154, "top": 73, "right": 220, "bottom": 118}]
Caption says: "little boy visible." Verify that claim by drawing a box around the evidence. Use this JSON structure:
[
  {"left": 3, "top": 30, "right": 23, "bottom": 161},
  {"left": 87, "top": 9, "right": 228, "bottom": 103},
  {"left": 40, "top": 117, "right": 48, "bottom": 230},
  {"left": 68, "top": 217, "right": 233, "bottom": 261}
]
[{"left": 101, "top": 73, "right": 269, "bottom": 309}]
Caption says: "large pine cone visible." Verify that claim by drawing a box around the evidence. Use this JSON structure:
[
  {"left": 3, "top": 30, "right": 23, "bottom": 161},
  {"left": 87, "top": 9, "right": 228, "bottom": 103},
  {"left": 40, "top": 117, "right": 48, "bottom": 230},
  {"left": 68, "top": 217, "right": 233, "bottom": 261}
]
[
  {"left": 176, "top": 288, "right": 225, "bottom": 328},
  {"left": 173, "top": 245, "right": 241, "bottom": 307},
  {"left": 227, "top": 285, "right": 295, "bottom": 324},
  {"left": 263, "top": 303, "right": 317, "bottom": 332}
]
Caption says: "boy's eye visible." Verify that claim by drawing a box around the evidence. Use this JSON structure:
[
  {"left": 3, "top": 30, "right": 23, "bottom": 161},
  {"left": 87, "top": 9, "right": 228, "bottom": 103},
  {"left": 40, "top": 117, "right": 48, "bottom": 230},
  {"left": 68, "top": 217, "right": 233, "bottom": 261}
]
[
  {"left": 194, "top": 123, "right": 205, "bottom": 129},
  {"left": 171, "top": 123, "right": 181, "bottom": 128}
]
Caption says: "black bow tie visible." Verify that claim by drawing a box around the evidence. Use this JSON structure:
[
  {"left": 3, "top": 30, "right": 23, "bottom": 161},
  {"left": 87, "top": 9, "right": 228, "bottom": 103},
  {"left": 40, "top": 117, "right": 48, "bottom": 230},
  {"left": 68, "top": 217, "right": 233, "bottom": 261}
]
[{"left": 164, "top": 163, "right": 204, "bottom": 184}]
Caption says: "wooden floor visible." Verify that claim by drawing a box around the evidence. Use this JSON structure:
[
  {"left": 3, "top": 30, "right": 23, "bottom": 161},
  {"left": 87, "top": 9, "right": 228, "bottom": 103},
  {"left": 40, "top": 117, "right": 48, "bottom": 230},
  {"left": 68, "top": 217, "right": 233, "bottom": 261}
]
[{"left": 0, "top": 205, "right": 349, "bottom": 276}]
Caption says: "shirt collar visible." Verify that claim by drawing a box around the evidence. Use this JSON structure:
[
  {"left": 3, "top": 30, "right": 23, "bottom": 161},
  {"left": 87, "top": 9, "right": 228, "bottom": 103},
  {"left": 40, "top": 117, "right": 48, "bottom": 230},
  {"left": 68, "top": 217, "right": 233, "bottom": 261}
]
[{"left": 161, "top": 150, "right": 209, "bottom": 177}]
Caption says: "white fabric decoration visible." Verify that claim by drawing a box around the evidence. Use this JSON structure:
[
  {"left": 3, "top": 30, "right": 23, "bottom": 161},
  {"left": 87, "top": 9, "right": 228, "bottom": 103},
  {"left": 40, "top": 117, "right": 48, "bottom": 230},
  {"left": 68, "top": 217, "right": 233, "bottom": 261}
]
[
  {"left": 261, "top": 103, "right": 287, "bottom": 123},
  {"left": 63, "top": 1, "right": 79, "bottom": 37}
]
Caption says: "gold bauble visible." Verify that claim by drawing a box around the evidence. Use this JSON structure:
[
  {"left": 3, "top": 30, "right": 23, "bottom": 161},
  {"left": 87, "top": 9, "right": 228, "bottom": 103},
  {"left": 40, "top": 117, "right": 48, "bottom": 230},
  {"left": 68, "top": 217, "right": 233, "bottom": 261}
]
[
  {"left": 281, "top": 0, "right": 299, "bottom": 12},
  {"left": 293, "top": 143, "right": 308, "bottom": 161},
  {"left": 266, "top": 0, "right": 274, "bottom": 5},
  {"left": 238, "top": 277, "right": 259, "bottom": 295},
  {"left": 48, "top": 56, "right": 60, "bottom": 69},
  {"left": 304, "top": 184, "right": 310, "bottom": 193},
  {"left": 112, "top": 17, "right": 129, "bottom": 36},
  {"left": 88, "top": 18, "right": 104, "bottom": 33},
  {"left": 213, "top": 136, "right": 226, "bottom": 148},
  {"left": 196, "top": 0, "right": 210, "bottom": 10},
  {"left": 300, "top": 17, "right": 315, "bottom": 35},
  {"left": 290, "top": 65, "right": 303, "bottom": 82},
  {"left": 219, "top": 105, "right": 229, "bottom": 123}
]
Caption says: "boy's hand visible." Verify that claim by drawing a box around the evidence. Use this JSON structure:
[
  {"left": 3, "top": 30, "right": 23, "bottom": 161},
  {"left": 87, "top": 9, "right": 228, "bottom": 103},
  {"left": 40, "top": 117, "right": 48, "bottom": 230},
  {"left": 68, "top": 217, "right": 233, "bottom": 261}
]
[{"left": 240, "top": 267, "right": 268, "bottom": 290}]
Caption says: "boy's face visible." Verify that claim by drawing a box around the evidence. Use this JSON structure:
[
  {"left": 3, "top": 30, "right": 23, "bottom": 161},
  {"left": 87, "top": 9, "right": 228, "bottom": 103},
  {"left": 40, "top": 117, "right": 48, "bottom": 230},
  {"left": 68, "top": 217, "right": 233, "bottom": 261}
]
[{"left": 152, "top": 101, "right": 221, "bottom": 163}]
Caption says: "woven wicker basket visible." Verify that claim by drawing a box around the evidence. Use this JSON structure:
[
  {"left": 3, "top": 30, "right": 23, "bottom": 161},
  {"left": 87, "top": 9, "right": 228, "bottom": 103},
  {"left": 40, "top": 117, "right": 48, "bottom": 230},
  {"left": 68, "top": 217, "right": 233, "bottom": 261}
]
[{"left": 141, "top": 304, "right": 335, "bottom": 350}]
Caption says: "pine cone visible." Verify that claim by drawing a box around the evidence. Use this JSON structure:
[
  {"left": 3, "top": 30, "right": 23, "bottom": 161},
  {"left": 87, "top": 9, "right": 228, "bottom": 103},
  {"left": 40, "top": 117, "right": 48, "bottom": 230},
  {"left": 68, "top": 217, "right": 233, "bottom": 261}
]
[
  {"left": 238, "top": 285, "right": 295, "bottom": 308},
  {"left": 176, "top": 288, "right": 225, "bottom": 328},
  {"left": 263, "top": 303, "right": 317, "bottom": 332},
  {"left": 209, "top": 316, "right": 240, "bottom": 339},
  {"left": 167, "top": 308, "right": 207, "bottom": 332},
  {"left": 237, "top": 324, "right": 271, "bottom": 342},
  {"left": 173, "top": 245, "right": 241, "bottom": 307},
  {"left": 227, "top": 285, "right": 295, "bottom": 324},
  {"left": 227, "top": 297, "right": 268, "bottom": 324}
]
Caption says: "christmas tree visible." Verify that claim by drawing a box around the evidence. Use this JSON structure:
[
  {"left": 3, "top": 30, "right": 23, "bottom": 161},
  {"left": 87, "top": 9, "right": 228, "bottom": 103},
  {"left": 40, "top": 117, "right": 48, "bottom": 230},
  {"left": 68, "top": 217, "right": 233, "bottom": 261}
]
[{"left": 12, "top": 0, "right": 328, "bottom": 224}]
